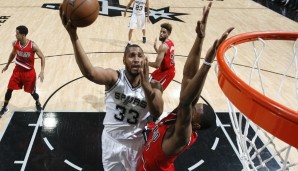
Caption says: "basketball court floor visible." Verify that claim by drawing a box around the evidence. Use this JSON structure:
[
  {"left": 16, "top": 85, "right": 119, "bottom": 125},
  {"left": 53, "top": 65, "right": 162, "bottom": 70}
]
[{"left": 0, "top": 0, "right": 297, "bottom": 170}]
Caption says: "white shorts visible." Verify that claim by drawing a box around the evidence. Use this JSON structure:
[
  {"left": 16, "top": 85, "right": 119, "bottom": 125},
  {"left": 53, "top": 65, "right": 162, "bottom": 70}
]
[
  {"left": 128, "top": 13, "right": 146, "bottom": 30},
  {"left": 101, "top": 129, "right": 143, "bottom": 171}
]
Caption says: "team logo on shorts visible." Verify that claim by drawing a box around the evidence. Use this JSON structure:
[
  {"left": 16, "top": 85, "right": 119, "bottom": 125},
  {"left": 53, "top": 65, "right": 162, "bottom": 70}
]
[{"left": 42, "top": 0, "right": 188, "bottom": 24}]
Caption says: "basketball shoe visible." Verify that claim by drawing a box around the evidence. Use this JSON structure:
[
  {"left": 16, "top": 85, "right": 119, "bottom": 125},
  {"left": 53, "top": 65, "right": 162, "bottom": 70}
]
[{"left": 0, "top": 106, "right": 9, "bottom": 117}]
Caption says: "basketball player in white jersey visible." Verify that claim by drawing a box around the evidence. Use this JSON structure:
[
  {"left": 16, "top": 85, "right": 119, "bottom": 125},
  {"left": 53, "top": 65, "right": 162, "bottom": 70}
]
[
  {"left": 60, "top": 9, "right": 163, "bottom": 171},
  {"left": 124, "top": 0, "right": 150, "bottom": 46}
]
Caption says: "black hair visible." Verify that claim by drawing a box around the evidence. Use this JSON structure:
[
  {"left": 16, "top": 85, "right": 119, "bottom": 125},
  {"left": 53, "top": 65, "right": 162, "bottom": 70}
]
[
  {"left": 16, "top": 25, "right": 28, "bottom": 35},
  {"left": 199, "top": 104, "right": 216, "bottom": 130},
  {"left": 161, "top": 23, "right": 172, "bottom": 34},
  {"left": 124, "top": 44, "right": 143, "bottom": 56}
]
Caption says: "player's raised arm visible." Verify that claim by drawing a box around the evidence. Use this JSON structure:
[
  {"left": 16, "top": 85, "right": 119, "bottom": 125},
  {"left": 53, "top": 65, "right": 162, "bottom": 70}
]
[{"left": 59, "top": 6, "right": 118, "bottom": 87}]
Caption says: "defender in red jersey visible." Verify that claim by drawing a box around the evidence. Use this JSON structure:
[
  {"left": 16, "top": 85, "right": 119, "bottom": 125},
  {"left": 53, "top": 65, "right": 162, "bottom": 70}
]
[
  {"left": 0, "top": 25, "right": 45, "bottom": 117},
  {"left": 139, "top": 111, "right": 199, "bottom": 171},
  {"left": 149, "top": 23, "right": 175, "bottom": 91},
  {"left": 137, "top": 3, "right": 234, "bottom": 170}
]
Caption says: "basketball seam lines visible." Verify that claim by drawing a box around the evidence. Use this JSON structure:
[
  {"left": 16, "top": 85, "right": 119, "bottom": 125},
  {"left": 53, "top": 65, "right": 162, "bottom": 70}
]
[
  {"left": 69, "top": 0, "right": 86, "bottom": 19},
  {"left": 71, "top": 7, "right": 98, "bottom": 21}
]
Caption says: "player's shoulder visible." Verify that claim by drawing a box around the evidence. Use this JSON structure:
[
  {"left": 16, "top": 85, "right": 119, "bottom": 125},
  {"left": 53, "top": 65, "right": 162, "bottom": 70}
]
[
  {"left": 102, "top": 68, "right": 122, "bottom": 90},
  {"left": 107, "top": 68, "right": 121, "bottom": 81},
  {"left": 161, "top": 42, "right": 170, "bottom": 51},
  {"left": 116, "top": 68, "right": 124, "bottom": 78},
  {"left": 12, "top": 40, "right": 17, "bottom": 46},
  {"left": 30, "top": 40, "right": 40, "bottom": 51},
  {"left": 31, "top": 40, "right": 36, "bottom": 46},
  {"left": 165, "top": 39, "right": 174, "bottom": 45}
]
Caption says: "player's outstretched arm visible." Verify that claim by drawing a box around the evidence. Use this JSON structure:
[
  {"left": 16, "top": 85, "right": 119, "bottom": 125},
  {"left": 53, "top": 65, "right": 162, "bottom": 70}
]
[
  {"left": 181, "top": 2, "right": 212, "bottom": 92},
  {"left": 163, "top": 27, "right": 234, "bottom": 157},
  {"left": 59, "top": 6, "right": 118, "bottom": 87},
  {"left": 180, "top": 27, "right": 234, "bottom": 106}
]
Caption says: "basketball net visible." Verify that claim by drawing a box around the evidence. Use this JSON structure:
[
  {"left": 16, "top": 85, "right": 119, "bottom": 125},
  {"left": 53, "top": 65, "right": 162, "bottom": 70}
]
[{"left": 215, "top": 31, "right": 298, "bottom": 171}]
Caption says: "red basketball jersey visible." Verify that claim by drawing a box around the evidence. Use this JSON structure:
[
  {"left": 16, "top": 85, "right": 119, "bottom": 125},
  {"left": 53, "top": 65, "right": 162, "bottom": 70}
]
[
  {"left": 160, "top": 39, "right": 175, "bottom": 71},
  {"left": 14, "top": 40, "right": 35, "bottom": 71},
  {"left": 151, "top": 39, "right": 175, "bottom": 90},
  {"left": 137, "top": 113, "right": 198, "bottom": 171}
]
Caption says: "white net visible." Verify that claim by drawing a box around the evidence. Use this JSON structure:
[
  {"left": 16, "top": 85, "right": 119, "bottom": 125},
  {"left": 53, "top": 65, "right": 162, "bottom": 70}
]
[{"left": 216, "top": 32, "right": 298, "bottom": 171}]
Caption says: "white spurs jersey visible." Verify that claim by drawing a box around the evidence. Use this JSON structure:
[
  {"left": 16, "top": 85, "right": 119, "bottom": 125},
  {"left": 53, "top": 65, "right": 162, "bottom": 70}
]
[
  {"left": 104, "top": 69, "right": 150, "bottom": 140},
  {"left": 132, "top": 0, "right": 146, "bottom": 15}
]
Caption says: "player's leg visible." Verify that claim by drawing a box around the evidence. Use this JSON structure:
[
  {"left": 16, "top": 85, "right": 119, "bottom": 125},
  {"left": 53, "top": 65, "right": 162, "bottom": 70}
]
[
  {"left": 150, "top": 68, "right": 163, "bottom": 88},
  {"left": 122, "top": 137, "right": 143, "bottom": 171},
  {"left": 139, "top": 14, "right": 146, "bottom": 43},
  {"left": 1, "top": 71, "right": 23, "bottom": 116},
  {"left": 101, "top": 130, "right": 126, "bottom": 171},
  {"left": 0, "top": 89, "right": 12, "bottom": 116},
  {"left": 128, "top": 14, "right": 137, "bottom": 45},
  {"left": 142, "top": 29, "right": 146, "bottom": 43},
  {"left": 31, "top": 90, "right": 42, "bottom": 111},
  {"left": 23, "top": 69, "right": 42, "bottom": 111},
  {"left": 128, "top": 29, "right": 133, "bottom": 45}
]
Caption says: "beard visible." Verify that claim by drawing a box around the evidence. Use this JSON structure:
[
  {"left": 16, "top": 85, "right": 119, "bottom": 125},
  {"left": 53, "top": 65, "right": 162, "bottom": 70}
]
[
  {"left": 159, "top": 36, "right": 166, "bottom": 42},
  {"left": 125, "top": 66, "right": 140, "bottom": 77},
  {"left": 130, "top": 70, "right": 140, "bottom": 77}
]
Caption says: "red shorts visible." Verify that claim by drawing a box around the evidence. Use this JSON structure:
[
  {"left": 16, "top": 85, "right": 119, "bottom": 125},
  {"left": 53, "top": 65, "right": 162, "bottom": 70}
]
[
  {"left": 151, "top": 67, "right": 175, "bottom": 91},
  {"left": 8, "top": 68, "right": 36, "bottom": 93}
]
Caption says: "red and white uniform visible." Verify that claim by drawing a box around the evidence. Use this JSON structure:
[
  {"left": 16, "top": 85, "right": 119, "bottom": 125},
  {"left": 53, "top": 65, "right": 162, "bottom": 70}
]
[
  {"left": 151, "top": 39, "right": 175, "bottom": 91},
  {"left": 137, "top": 113, "right": 198, "bottom": 171},
  {"left": 8, "top": 40, "right": 36, "bottom": 93}
]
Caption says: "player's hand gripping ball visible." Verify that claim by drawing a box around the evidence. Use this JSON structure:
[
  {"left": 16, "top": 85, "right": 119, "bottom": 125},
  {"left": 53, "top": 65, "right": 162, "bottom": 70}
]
[{"left": 61, "top": 0, "right": 99, "bottom": 27}]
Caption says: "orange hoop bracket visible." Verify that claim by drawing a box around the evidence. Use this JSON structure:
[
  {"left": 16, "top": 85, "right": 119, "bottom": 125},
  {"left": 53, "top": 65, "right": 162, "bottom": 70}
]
[{"left": 217, "top": 31, "right": 298, "bottom": 148}]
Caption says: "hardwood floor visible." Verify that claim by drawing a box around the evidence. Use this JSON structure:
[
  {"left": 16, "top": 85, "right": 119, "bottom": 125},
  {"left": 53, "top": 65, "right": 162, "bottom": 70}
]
[{"left": 0, "top": 0, "right": 297, "bottom": 170}]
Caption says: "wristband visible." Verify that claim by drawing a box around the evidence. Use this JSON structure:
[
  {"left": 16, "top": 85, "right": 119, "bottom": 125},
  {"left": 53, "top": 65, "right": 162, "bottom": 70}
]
[{"left": 203, "top": 60, "right": 212, "bottom": 66}]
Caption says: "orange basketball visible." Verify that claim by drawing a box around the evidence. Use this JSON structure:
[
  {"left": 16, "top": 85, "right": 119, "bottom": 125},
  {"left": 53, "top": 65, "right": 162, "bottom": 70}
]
[{"left": 61, "top": 0, "right": 99, "bottom": 27}]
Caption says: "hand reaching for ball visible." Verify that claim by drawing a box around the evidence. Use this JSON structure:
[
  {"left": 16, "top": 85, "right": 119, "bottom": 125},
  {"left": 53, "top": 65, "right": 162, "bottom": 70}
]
[
  {"left": 60, "top": 0, "right": 99, "bottom": 27},
  {"left": 59, "top": 5, "right": 77, "bottom": 37}
]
